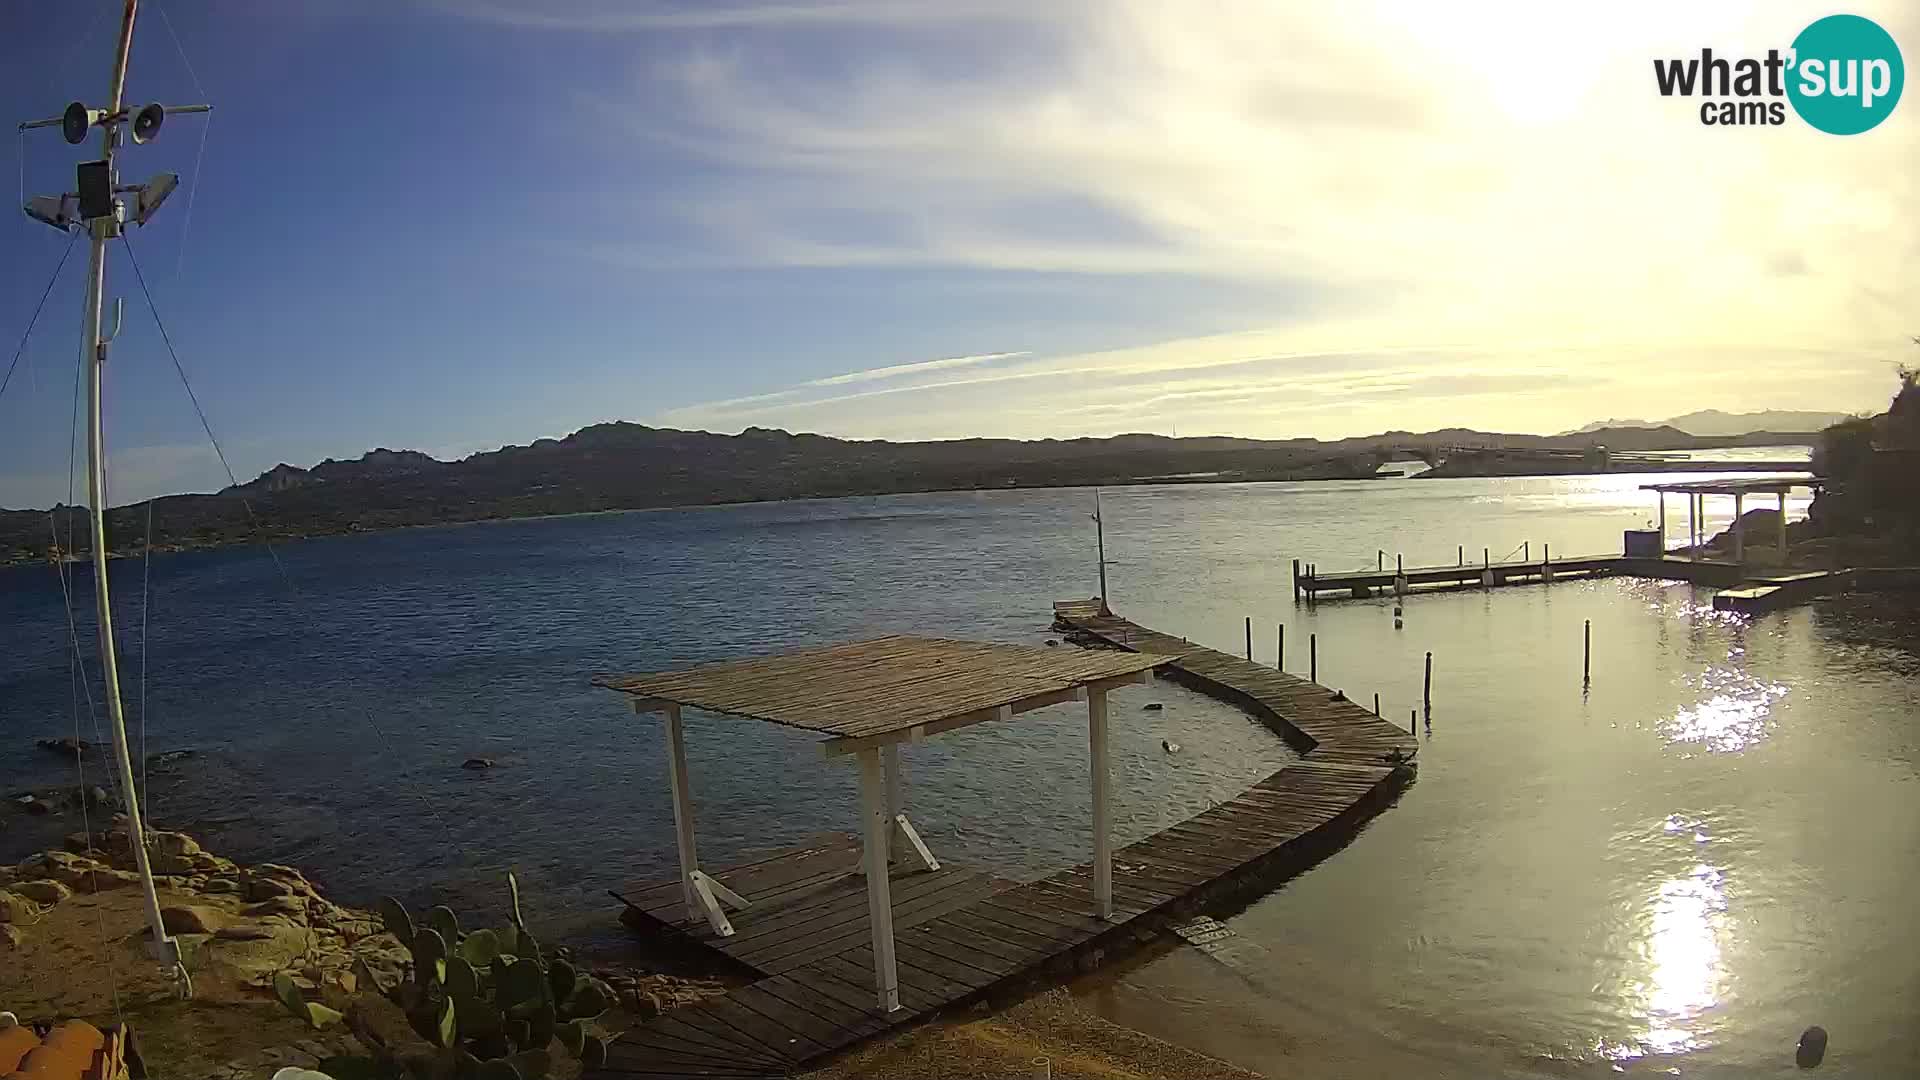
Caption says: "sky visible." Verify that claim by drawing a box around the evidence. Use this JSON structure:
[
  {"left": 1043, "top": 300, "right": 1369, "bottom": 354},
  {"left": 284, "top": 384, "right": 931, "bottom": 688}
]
[{"left": 1, "top": 1, "right": 1914, "bottom": 507}]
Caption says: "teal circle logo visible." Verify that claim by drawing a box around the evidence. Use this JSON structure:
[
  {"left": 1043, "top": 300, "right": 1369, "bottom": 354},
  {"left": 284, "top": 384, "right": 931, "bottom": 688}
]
[{"left": 1787, "top": 14, "right": 1904, "bottom": 134}]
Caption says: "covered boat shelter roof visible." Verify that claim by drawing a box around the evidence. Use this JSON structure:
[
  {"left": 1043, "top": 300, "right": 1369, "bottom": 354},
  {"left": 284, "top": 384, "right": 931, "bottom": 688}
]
[
  {"left": 1639, "top": 475, "right": 1819, "bottom": 563},
  {"left": 594, "top": 634, "right": 1174, "bottom": 1013},
  {"left": 1639, "top": 475, "right": 1817, "bottom": 495}
]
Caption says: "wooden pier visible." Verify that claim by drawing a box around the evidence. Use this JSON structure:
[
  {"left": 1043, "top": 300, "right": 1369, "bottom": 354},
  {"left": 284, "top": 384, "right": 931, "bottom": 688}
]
[
  {"left": 1293, "top": 553, "right": 1753, "bottom": 602},
  {"left": 1714, "top": 566, "right": 1920, "bottom": 613},
  {"left": 590, "top": 614, "right": 1416, "bottom": 1078}
]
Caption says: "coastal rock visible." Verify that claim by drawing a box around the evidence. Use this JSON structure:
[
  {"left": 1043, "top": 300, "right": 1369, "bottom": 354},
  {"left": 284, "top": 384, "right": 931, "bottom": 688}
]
[
  {"left": 0, "top": 891, "right": 41, "bottom": 923},
  {"left": 20, "top": 796, "right": 54, "bottom": 816},
  {"left": 214, "top": 925, "right": 276, "bottom": 942},
  {"left": 151, "top": 830, "right": 202, "bottom": 858},
  {"left": 36, "top": 737, "right": 94, "bottom": 758},
  {"left": 0, "top": 924, "right": 21, "bottom": 949},
  {"left": 161, "top": 904, "right": 227, "bottom": 935},
  {"left": 462, "top": 757, "right": 494, "bottom": 770},
  {"left": 12, "top": 879, "right": 73, "bottom": 906},
  {"left": 245, "top": 875, "right": 297, "bottom": 901},
  {"left": 243, "top": 896, "right": 308, "bottom": 921}
]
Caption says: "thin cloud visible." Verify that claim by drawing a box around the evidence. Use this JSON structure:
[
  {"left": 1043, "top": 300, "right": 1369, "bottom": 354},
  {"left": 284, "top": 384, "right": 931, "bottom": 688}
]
[
  {"left": 807, "top": 351, "right": 1026, "bottom": 387},
  {"left": 428, "top": 0, "right": 1053, "bottom": 31}
]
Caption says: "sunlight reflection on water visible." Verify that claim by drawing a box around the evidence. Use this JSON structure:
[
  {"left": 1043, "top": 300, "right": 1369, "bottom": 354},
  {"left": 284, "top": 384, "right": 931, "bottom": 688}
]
[
  {"left": 1639, "top": 863, "right": 1728, "bottom": 1055},
  {"left": 1664, "top": 667, "right": 1787, "bottom": 752}
]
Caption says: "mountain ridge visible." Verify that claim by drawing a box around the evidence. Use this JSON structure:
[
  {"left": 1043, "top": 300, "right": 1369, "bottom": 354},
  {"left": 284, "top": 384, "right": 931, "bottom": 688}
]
[
  {"left": 1565, "top": 409, "right": 1850, "bottom": 436},
  {"left": 1, "top": 420, "right": 1823, "bottom": 562}
]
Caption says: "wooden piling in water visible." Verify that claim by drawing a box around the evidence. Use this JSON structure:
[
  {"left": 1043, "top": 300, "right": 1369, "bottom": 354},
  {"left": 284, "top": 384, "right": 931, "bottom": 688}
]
[
  {"left": 1409, "top": 709, "right": 1416, "bottom": 734},
  {"left": 1458, "top": 545, "right": 1464, "bottom": 566},
  {"left": 1291, "top": 558, "right": 1300, "bottom": 602},
  {"left": 1583, "top": 619, "right": 1591, "bottom": 685},
  {"left": 1424, "top": 651, "right": 1432, "bottom": 715},
  {"left": 1373, "top": 692, "right": 1379, "bottom": 716},
  {"left": 1245, "top": 616, "right": 1252, "bottom": 660},
  {"left": 1277, "top": 623, "right": 1285, "bottom": 671},
  {"left": 1309, "top": 634, "right": 1318, "bottom": 683}
]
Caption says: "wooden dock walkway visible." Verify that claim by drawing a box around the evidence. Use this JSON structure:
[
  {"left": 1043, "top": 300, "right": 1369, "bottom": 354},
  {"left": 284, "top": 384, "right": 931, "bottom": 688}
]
[
  {"left": 1294, "top": 553, "right": 1751, "bottom": 602},
  {"left": 591, "top": 606, "right": 1416, "bottom": 1078}
]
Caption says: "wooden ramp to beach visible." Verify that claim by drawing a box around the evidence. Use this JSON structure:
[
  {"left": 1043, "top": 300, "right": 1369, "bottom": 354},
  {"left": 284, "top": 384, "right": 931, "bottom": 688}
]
[{"left": 591, "top": 605, "right": 1415, "bottom": 1078}]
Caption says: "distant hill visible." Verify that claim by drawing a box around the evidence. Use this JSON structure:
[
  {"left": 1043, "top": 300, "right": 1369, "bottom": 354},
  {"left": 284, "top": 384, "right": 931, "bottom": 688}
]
[
  {"left": 1566, "top": 409, "right": 1849, "bottom": 436},
  {"left": 0, "top": 420, "right": 1830, "bottom": 563}
]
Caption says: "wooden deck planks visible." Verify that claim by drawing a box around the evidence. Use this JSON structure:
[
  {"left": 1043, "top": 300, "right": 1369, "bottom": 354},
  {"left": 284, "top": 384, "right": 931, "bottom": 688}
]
[{"left": 593, "top": 605, "right": 1414, "bottom": 1080}]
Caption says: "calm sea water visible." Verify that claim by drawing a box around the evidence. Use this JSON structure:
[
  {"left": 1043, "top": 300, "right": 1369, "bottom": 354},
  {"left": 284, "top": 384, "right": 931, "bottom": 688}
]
[{"left": 4, "top": 460, "right": 1914, "bottom": 1078}]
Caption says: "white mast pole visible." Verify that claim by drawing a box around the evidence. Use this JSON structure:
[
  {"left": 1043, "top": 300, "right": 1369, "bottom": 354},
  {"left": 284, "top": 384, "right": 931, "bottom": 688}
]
[
  {"left": 1093, "top": 489, "right": 1109, "bottom": 613},
  {"left": 81, "top": 0, "right": 180, "bottom": 970}
]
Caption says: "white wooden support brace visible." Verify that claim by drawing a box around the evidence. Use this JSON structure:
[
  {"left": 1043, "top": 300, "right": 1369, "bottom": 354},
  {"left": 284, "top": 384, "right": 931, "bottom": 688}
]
[
  {"left": 688, "top": 873, "right": 736, "bottom": 938},
  {"left": 883, "top": 744, "right": 939, "bottom": 872},
  {"left": 1088, "top": 686, "right": 1113, "bottom": 920},
  {"left": 690, "top": 870, "right": 750, "bottom": 912},
  {"left": 858, "top": 749, "right": 901, "bottom": 1011}
]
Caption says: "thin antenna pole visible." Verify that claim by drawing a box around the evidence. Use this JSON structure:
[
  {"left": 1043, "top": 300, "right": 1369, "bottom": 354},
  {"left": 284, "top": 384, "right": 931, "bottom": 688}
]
[
  {"left": 80, "top": 0, "right": 179, "bottom": 971},
  {"left": 1093, "top": 489, "right": 1109, "bottom": 613}
]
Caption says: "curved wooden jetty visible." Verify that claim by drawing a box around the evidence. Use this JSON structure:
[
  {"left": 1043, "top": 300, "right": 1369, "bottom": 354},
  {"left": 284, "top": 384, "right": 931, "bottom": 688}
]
[{"left": 591, "top": 609, "right": 1416, "bottom": 1079}]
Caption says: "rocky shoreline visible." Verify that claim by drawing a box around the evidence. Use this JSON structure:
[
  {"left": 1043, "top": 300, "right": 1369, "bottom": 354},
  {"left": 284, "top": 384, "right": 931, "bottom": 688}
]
[{"left": 0, "top": 824, "right": 728, "bottom": 1077}]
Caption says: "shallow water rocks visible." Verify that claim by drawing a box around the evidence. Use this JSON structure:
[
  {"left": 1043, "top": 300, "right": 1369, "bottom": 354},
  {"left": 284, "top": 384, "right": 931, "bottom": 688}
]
[
  {"left": 462, "top": 756, "right": 494, "bottom": 769},
  {"left": 1798, "top": 1025, "right": 1828, "bottom": 1068},
  {"left": 35, "top": 737, "right": 94, "bottom": 758}
]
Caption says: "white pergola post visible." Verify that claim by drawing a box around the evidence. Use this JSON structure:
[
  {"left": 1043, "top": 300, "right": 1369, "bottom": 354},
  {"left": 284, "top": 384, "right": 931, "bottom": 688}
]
[
  {"left": 1656, "top": 491, "right": 1666, "bottom": 548},
  {"left": 652, "top": 701, "right": 742, "bottom": 937},
  {"left": 857, "top": 748, "right": 900, "bottom": 1012},
  {"left": 1778, "top": 490, "right": 1789, "bottom": 557},
  {"left": 1088, "top": 686, "right": 1113, "bottom": 920},
  {"left": 1689, "top": 494, "right": 1700, "bottom": 561},
  {"left": 882, "top": 744, "right": 939, "bottom": 872},
  {"left": 662, "top": 704, "right": 700, "bottom": 917},
  {"left": 1732, "top": 492, "right": 1745, "bottom": 562}
]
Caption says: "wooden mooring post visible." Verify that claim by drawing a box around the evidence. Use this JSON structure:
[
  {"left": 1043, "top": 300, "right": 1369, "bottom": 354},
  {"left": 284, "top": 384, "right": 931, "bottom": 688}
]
[
  {"left": 1583, "top": 619, "right": 1591, "bottom": 686},
  {"left": 1373, "top": 692, "right": 1379, "bottom": 716},
  {"left": 1309, "top": 634, "right": 1317, "bottom": 683},
  {"left": 1409, "top": 709, "right": 1416, "bottom": 734},
  {"left": 1277, "top": 623, "right": 1285, "bottom": 671},
  {"left": 1458, "top": 544, "right": 1464, "bottom": 566},
  {"left": 1245, "top": 616, "right": 1252, "bottom": 661},
  {"left": 1291, "top": 558, "right": 1300, "bottom": 602},
  {"left": 1423, "top": 651, "right": 1432, "bottom": 715}
]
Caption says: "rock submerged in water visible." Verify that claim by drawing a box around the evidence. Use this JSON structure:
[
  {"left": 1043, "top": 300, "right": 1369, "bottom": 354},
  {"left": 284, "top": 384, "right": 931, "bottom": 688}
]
[
  {"left": 1142, "top": 702, "right": 1164, "bottom": 711},
  {"left": 36, "top": 737, "right": 94, "bottom": 758},
  {"left": 462, "top": 757, "right": 494, "bottom": 770},
  {"left": 1797, "top": 1025, "right": 1828, "bottom": 1068}
]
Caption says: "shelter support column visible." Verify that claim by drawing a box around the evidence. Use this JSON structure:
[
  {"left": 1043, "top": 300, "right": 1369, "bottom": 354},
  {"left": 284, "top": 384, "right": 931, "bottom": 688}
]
[
  {"left": 1089, "top": 685, "right": 1113, "bottom": 920},
  {"left": 1657, "top": 492, "right": 1666, "bottom": 548},
  {"left": 1689, "top": 494, "right": 1700, "bottom": 561},
  {"left": 656, "top": 702, "right": 745, "bottom": 936},
  {"left": 858, "top": 748, "right": 901, "bottom": 1011},
  {"left": 1733, "top": 493, "right": 1745, "bottom": 562},
  {"left": 1778, "top": 491, "right": 1789, "bottom": 558},
  {"left": 882, "top": 743, "right": 940, "bottom": 872},
  {"left": 662, "top": 704, "right": 701, "bottom": 918}
]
